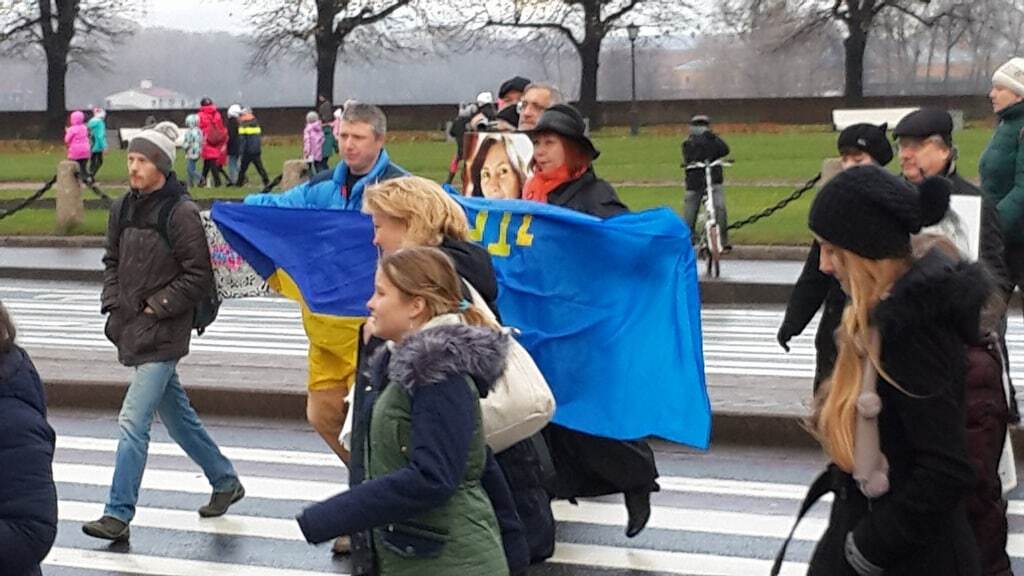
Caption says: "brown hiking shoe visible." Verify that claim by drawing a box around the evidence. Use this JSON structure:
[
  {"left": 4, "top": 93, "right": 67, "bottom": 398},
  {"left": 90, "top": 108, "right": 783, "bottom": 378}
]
[
  {"left": 82, "top": 515, "right": 130, "bottom": 542},
  {"left": 198, "top": 483, "right": 245, "bottom": 518}
]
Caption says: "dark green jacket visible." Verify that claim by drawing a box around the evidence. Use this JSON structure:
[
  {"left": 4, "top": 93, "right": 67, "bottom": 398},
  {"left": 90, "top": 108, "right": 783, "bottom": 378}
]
[
  {"left": 296, "top": 322, "right": 510, "bottom": 576},
  {"left": 980, "top": 101, "right": 1024, "bottom": 244}
]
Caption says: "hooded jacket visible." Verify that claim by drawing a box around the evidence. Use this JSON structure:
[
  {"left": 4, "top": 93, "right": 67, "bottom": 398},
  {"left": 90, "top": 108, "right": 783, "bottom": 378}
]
[
  {"left": 182, "top": 115, "right": 203, "bottom": 161},
  {"left": 244, "top": 149, "right": 407, "bottom": 211},
  {"left": 64, "top": 111, "right": 91, "bottom": 161},
  {"left": 197, "top": 104, "right": 226, "bottom": 161},
  {"left": 304, "top": 120, "right": 324, "bottom": 162},
  {"left": 101, "top": 175, "right": 213, "bottom": 366},
  {"left": 87, "top": 114, "right": 107, "bottom": 154},
  {"left": 298, "top": 321, "right": 511, "bottom": 576},
  {"left": 0, "top": 345, "right": 57, "bottom": 576},
  {"left": 808, "top": 249, "right": 986, "bottom": 576},
  {"left": 238, "top": 112, "right": 263, "bottom": 158}
]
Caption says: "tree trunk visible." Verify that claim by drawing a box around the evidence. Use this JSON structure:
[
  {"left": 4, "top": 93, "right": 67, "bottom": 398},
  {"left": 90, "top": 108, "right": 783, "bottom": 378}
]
[
  {"left": 41, "top": 0, "right": 78, "bottom": 140},
  {"left": 315, "top": 36, "right": 339, "bottom": 106},
  {"left": 313, "top": 1, "right": 339, "bottom": 106},
  {"left": 576, "top": 38, "right": 601, "bottom": 121},
  {"left": 44, "top": 51, "right": 68, "bottom": 139},
  {"left": 843, "top": 21, "right": 869, "bottom": 101}
]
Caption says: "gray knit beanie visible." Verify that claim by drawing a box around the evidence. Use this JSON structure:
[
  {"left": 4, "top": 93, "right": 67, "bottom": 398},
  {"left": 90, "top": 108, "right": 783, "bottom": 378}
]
[{"left": 128, "top": 121, "right": 178, "bottom": 176}]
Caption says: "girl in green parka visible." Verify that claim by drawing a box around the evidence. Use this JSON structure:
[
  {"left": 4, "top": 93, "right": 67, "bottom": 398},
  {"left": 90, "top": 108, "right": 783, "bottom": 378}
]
[{"left": 296, "top": 247, "right": 510, "bottom": 576}]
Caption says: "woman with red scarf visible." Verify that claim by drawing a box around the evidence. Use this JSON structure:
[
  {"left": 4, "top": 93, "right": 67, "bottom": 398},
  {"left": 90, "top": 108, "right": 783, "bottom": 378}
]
[
  {"left": 523, "top": 104, "right": 628, "bottom": 218},
  {"left": 523, "top": 104, "right": 659, "bottom": 538}
]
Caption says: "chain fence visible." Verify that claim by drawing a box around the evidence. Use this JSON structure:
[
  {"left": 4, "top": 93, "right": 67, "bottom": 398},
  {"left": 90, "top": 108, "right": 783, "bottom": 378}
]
[
  {"left": 0, "top": 176, "right": 57, "bottom": 220},
  {"left": 726, "top": 172, "right": 822, "bottom": 232}
]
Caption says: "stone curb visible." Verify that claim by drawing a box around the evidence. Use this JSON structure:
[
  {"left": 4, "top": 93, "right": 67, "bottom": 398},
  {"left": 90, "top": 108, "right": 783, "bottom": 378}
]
[
  {"left": 44, "top": 378, "right": 1024, "bottom": 455},
  {"left": 0, "top": 236, "right": 813, "bottom": 261},
  {"left": 0, "top": 236, "right": 106, "bottom": 248},
  {"left": 0, "top": 265, "right": 798, "bottom": 304}
]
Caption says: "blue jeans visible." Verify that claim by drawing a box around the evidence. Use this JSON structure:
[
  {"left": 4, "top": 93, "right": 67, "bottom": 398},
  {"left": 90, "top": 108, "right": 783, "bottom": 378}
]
[
  {"left": 227, "top": 155, "right": 240, "bottom": 184},
  {"left": 186, "top": 158, "right": 201, "bottom": 188},
  {"left": 105, "top": 360, "right": 239, "bottom": 522}
]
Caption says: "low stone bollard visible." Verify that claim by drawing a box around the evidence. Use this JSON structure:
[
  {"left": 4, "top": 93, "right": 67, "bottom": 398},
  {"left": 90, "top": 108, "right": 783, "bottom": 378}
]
[
  {"left": 56, "top": 160, "right": 84, "bottom": 233},
  {"left": 820, "top": 157, "right": 843, "bottom": 188},
  {"left": 280, "top": 160, "right": 307, "bottom": 191}
]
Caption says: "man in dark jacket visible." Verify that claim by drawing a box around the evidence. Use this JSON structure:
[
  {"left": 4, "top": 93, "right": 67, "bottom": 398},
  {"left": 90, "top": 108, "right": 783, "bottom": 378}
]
[
  {"left": 682, "top": 115, "right": 732, "bottom": 249},
  {"left": 778, "top": 122, "right": 893, "bottom": 390},
  {"left": 894, "top": 108, "right": 1011, "bottom": 297},
  {"left": 82, "top": 122, "right": 244, "bottom": 542},
  {"left": 237, "top": 107, "right": 270, "bottom": 188},
  {"left": 894, "top": 107, "right": 1014, "bottom": 576},
  {"left": 0, "top": 302, "right": 57, "bottom": 576}
]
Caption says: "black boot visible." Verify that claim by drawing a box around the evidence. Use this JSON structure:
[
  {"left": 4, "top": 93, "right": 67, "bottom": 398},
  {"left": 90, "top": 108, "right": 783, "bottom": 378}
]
[{"left": 624, "top": 488, "right": 651, "bottom": 538}]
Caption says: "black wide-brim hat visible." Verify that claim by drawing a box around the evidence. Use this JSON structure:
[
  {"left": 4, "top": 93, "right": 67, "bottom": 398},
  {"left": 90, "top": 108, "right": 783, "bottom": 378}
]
[{"left": 526, "top": 104, "right": 600, "bottom": 160}]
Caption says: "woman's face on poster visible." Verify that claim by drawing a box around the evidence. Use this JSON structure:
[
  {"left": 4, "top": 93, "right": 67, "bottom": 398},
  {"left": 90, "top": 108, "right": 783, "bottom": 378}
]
[{"left": 479, "top": 141, "right": 521, "bottom": 199}]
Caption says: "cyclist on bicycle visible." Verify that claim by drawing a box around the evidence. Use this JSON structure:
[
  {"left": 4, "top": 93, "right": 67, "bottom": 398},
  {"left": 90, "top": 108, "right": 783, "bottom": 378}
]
[{"left": 682, "top": 115, "right": 731, "bottom": 250}]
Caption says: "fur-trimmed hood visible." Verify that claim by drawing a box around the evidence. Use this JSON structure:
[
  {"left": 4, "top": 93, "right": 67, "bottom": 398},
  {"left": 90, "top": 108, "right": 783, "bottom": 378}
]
[
  {"left": 873, "top": 248, "right": 991, "bottom": 344},
  {"left": 388, "top": 315, "right": 509, "bottom": 397}
]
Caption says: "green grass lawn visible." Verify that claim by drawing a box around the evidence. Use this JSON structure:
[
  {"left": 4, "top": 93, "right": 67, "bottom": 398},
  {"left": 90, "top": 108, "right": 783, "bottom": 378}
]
[
  {"left": 0, "top": 124, "right": 997, "bottom": 241},
  {"left": 0, "top": 125, "right": 996, "bottom": 186},
  {"left": 0, "top": 183, "right": 818, "bottom": 243}
]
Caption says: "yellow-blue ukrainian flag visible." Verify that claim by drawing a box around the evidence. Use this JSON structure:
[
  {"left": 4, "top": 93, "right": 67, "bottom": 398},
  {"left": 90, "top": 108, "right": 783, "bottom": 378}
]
[{"left": 211, "top": 203, "right": 376, "bottom": 392}]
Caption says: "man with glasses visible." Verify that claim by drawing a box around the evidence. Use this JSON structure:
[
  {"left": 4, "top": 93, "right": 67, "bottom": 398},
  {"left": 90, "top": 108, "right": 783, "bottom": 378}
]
[
  {"left": 894, "top": 108, "right": 1010, "bottom": 296},
  {"left": 517, "top": 83, "right": 563, "bottom": 131}
]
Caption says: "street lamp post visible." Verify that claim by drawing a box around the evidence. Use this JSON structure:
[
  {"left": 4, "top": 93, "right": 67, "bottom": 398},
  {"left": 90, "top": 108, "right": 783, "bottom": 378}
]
[{"left": 627, "top": 23, "right": 640, "bottom": 137}]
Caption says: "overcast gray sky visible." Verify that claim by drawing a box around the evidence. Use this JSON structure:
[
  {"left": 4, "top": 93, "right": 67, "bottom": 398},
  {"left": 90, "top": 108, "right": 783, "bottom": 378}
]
[
  {"left": 143, "top": 0, "right": 714, "bottom": 35},
  {"left": 145, "top": 0, "right": 250, "bottom": 33}
]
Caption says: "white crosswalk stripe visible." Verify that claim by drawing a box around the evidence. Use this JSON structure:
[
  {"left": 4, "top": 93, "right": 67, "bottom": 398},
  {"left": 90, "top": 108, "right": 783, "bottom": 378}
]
[
  {"left": 45, "top": 433, "right": 1024, "bottom": 575},
  {"left": 8, "top": 286, "right": 1024, "bottom": 382}
]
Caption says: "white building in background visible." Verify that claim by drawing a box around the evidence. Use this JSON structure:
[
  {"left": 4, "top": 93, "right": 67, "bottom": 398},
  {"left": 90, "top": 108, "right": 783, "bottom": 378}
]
[{"left": 104, "top": 80, "right": 195, "bottom": 110}]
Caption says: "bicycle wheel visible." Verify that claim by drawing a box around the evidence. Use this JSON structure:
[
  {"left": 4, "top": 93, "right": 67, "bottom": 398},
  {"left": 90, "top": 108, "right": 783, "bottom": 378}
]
[{"left": 707, "top": 223, "right": 722, "bottom": 279}]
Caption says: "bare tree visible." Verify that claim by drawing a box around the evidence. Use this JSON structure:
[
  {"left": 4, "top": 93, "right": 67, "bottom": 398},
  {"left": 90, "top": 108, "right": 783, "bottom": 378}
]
[
  {"left": 730, "top": 0, "right": 970, "bottom": 101},
  {"left": 704, "top": 0, "right": 843, "bottom": 97},
  {"left": 456, "top": 0, "right": 694, "bottom": 119},
  {"left": 245, "top": 0, "right": 415, "bottom": 105},
  {"left": 0, "top": 0, "right": 139, "bottom": 138}
]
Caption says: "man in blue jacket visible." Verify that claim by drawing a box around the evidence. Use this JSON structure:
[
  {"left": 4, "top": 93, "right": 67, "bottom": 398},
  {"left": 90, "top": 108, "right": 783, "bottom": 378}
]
[
  {"left": 243, "top": 101, "right": 406, "bottom": 474},
  {"left": 245, "top": 102, "right": 405, "bottom": 211}
]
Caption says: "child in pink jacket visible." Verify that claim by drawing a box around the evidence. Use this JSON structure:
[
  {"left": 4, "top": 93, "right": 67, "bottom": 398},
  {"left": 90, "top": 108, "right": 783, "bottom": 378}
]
[
  {"left": 303, "top": 111, "right": 324, "bottom": 176},
  {"left": 64, "top": 110, "right": 91, "bottom": 180}
]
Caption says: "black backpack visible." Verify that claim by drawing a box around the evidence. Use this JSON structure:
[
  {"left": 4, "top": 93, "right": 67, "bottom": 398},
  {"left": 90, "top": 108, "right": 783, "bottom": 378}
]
[{"left": 117, "top": 193, "right": 221, "bottom": 336}]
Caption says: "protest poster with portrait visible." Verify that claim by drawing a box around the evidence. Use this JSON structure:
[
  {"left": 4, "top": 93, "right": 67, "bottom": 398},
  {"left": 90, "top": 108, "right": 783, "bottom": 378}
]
[{"left": 460, "top": 132, "right": 534, "bottom": 199}]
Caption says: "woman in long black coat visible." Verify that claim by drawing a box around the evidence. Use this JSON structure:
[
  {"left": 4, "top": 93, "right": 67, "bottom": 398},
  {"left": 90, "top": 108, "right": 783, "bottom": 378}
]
[
  {"left": 523, "top": 104, "right": 659, "bottom": 538},
  {"left": 798, "top": 166, "right": 982, "bottom": 576}
]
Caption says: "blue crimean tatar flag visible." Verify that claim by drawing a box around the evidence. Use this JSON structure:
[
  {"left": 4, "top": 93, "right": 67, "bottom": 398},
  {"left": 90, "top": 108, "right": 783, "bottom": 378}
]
[{"left": 453, "top": 196, "right": 710, "bottom": 449}]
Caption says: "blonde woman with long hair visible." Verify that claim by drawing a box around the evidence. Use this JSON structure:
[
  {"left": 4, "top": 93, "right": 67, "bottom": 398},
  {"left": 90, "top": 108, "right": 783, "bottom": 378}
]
[{"left": 795, "top": 166, "right": 985, "bottom": 576}]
